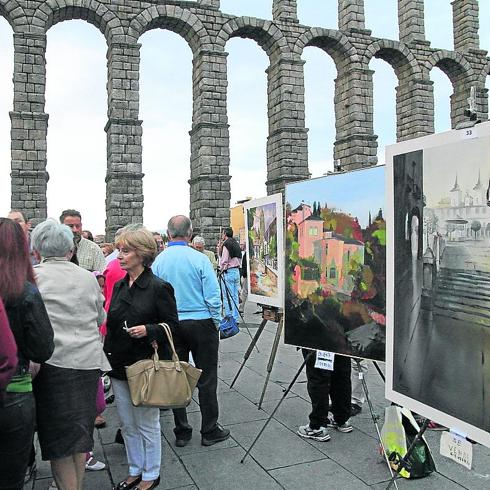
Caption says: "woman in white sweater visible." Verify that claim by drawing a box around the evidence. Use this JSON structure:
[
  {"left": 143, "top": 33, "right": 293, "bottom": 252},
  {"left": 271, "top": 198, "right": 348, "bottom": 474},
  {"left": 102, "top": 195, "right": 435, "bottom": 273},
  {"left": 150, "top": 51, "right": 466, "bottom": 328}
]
[{"left": 31, "top": 219, "right": 110, "bottom": 490}]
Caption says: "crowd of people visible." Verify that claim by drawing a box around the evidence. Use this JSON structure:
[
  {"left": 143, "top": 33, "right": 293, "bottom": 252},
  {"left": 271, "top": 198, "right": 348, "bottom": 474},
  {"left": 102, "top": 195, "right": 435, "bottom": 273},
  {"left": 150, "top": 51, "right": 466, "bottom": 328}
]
[{"left": 0, "top": 208, "right": 363, "bottom": 490}]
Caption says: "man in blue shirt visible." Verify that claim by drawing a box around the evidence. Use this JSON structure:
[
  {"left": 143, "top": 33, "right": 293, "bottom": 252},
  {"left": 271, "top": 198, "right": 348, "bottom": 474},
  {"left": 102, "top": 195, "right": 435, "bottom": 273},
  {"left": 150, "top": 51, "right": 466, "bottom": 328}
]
[{"left": 152, "top": 215, "right": 230, "bottom": 447}]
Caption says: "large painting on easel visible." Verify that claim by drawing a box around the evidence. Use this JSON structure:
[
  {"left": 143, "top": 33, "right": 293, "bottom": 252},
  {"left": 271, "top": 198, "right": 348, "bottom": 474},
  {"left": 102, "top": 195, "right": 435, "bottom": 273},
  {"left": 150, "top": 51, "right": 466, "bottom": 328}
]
[
  {"left": 284, "top": 166, "right": 386, "bottom": 361},
  {"left": 386, "top": 121, "right": 490, "bottom": 448},
  {"left": 244, "top": 194, "right": 284, "bottom": 308}
]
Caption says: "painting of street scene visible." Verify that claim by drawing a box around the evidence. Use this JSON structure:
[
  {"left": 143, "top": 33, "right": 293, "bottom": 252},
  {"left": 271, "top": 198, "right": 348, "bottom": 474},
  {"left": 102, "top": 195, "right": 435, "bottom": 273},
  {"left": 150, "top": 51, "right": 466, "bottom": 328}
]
[
  {"left": 387, "top": 126, "right": 490, "bottom": 446},
  {"left": 244, "top": 194, "right": 284, "bottom": 308},
  {"left": 284, "top": 166, "right": 386, "bottom": 361}
]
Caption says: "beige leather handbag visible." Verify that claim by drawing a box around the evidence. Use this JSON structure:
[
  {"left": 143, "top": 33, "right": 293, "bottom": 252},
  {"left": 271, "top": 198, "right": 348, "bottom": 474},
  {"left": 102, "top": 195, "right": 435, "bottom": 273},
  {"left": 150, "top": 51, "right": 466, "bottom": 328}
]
[{"left": 125, "top": 323, "right": 202, "bottom": 409}]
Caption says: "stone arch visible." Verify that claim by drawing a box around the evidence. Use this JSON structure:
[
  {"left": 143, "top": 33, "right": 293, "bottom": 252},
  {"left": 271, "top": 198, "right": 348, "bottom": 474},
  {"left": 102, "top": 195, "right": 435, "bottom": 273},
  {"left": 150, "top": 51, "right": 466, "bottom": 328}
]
[
  {"left": 32, "top": 0, "right": 123, "bottom": 43},
  {"left": 294, "top": 27, "right": 358, "bottom": 71},
  {"left": 426, "top": 50, "right": 473, "bottom": 87},
  {"left": 478, "top": 59, "right": 490, "bottom": 86},
  {"left": 216, "top": 16, "right": 289, "bottom": 61},
  {"left": 364, "top": 39, "right": 421, "bottom": 82},
  {"left": 0, "top": 0, "right": 27, "bottom": 30},
  {"left": 128, "top": 5, "right": 212, "bottom": 54}
]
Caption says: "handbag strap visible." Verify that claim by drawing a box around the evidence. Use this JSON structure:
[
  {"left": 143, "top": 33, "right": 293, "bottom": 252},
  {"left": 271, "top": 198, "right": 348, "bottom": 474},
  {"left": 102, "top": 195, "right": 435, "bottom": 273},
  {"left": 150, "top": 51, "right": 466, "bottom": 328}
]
[{"left": 158, "top": 323, "right": 182, "bottom": 371}]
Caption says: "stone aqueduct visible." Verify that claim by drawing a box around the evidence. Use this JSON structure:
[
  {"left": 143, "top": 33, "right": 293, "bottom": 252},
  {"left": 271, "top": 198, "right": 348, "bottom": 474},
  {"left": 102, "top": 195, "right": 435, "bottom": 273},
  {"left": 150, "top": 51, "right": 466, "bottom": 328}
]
[{"left": 2, "top": 0, "right": 490, "bottom": 241}]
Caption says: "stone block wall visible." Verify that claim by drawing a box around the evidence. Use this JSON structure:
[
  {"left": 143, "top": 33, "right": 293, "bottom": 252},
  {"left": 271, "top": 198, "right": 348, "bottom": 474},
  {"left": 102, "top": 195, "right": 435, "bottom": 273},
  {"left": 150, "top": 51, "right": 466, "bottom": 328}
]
[{"left": 1, "top": 0, "right": 488, "bottom": 242}]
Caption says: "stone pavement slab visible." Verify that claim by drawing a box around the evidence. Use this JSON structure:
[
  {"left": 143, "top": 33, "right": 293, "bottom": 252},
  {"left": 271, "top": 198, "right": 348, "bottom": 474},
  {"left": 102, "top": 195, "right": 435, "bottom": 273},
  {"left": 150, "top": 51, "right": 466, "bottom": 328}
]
[
  {"left": 160, "top": 410, "right": 237, "bottom": 456},
  {"left": 180, "top": 446, "right": 283, "bottom": 490},
  {"left": 371, "top": 473, "right": 466, "bottom": 489},
  {"left": 269, "top": 459, "right": 370, "bottom": 490},
  {"left": 230, "top": 418, "right": 326, "bottom": 470}
]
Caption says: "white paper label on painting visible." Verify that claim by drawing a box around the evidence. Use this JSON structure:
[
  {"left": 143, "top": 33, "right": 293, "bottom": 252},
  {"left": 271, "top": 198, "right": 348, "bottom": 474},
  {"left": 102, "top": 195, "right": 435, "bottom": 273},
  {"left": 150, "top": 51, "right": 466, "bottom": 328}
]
[
  {"left": 440, "top": 431, "right": 473, "bottom": 470},
  {"left": 460, "top": 127, "right": 478, "bottom": 140},
  {"left": 315, "top": 350, "right": 335, "bottom": 370}
]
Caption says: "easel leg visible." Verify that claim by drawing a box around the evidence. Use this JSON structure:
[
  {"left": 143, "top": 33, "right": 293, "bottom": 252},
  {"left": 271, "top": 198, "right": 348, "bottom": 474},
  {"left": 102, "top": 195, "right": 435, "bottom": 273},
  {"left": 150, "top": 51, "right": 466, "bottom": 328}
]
[
  {"left": 385, "top": 418, "right": 430, "bottom": 490},
  {"left": 356, "top": 360, "right": 399, "bottom": 490},
  {"left": 373, "top": 361, "right": 386, "bottom": 382},
  {"left": 258, "top": 316, "right": 283, "bottom": 410},
  {"left": 241, "top": 352, "right": 312, "bottom": 464},
  {"left": 230, "top": 318, "right": 268, "bottom": 389},
  {"left": 219, "top": 273, "right": 257, "bottom": 347}
]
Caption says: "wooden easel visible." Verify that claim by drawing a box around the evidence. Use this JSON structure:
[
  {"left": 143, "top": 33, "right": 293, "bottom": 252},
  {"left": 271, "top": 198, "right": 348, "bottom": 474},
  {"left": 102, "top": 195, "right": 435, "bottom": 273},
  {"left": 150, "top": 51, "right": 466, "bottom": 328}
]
[{"left": 230, "top": 305, "right": 283, "bottom": 409}]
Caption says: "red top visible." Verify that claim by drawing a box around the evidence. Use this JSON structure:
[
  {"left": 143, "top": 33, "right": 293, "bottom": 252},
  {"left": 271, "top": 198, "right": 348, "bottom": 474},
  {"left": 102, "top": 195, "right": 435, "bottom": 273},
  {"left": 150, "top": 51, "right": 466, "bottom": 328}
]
[{"left": 100, "top": 257, "right": 126, "bottom": 336}]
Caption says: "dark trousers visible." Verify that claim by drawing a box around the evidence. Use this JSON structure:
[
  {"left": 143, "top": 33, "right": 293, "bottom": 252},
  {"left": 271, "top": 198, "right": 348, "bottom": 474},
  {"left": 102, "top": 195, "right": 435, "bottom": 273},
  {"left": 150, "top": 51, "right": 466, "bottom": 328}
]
[
  {"left": 0, "top": 391, "right": 36, "bottom": 490},
  {"left": 302, "top": 349, "right": 352, "bottom": 429},
  {"left": 173, "top": 318, "right": 219, "bottom": 437}
]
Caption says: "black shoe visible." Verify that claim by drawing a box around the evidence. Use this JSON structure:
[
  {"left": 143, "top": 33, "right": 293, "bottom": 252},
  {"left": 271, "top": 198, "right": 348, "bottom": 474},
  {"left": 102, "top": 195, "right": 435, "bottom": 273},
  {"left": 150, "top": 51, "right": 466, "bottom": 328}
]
[
  {"left": 175, "top": 436, "right": 191, "bottom": 447},
  {"left": 134, "top": 476, "right": 160, "bottom": 490},
  {"left": 114, "top": 475, "right": 142, "bottom": 490},
  {"left": 201, "top": 425, "right": 231, "bottom": 446},
  {"left": 115, "top": 428, "right": 125, "bottom": 445},
  {"left": 350, "top": 403, "right": 362, "bottom": 417}
]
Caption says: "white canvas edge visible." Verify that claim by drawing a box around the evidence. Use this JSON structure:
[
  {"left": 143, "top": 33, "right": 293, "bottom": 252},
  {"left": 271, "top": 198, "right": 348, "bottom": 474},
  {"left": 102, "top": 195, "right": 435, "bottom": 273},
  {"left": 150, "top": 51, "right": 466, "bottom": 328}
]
[
  {"left": 243, "top": 193, "right": 284, "bottom": 309},
  {"left": 385, "top": 121, "right": 490, "bottom": 448}
]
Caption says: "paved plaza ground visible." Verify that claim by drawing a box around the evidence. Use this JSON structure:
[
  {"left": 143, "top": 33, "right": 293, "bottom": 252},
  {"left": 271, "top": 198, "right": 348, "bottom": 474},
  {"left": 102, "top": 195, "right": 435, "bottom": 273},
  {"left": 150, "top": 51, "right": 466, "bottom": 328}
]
[{"left": 26, "top": 302, "right": 490, "bottom": 490}]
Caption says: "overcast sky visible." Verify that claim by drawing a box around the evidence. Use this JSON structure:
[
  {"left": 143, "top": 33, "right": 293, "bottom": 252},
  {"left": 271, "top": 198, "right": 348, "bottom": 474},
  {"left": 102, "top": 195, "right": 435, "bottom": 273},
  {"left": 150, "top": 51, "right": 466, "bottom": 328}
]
[{"left": 0, "top": 0, "right": 489, "bottom": 234}]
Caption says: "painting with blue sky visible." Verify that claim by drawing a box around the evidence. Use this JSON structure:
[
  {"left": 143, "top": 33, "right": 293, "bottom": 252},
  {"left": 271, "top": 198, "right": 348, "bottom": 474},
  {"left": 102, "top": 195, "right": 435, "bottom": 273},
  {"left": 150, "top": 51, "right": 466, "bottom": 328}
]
[
  {"left": 285, "top": 166, "right": 386, "bottom": 360},
  {"left": 244, "top": 193, "right": 284, "bottom": 308}
]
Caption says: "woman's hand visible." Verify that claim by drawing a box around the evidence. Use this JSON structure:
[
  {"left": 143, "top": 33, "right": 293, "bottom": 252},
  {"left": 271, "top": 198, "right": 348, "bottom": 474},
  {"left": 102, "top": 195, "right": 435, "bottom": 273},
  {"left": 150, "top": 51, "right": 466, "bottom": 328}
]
[{"left": 127, "top": 325, "right": 147, "bottom": 339}]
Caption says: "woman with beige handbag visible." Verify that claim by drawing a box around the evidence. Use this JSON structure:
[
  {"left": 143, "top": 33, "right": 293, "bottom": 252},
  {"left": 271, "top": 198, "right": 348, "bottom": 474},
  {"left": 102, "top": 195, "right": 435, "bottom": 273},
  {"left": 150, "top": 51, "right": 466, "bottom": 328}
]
[{"left": 104, "top": 226, "right": 180, "bottom": 490}]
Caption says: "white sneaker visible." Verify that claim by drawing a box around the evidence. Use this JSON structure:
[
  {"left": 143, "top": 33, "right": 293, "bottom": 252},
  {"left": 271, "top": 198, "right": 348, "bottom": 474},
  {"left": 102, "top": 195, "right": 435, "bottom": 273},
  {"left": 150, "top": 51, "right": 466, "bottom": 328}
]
[
  {"left": 297, "top": 424, "right": 331, "bottom": 441},
  {"left": 85, "top": 456, "right": 106, "bottom": 471},
  {"left": 327, "top": 416, "right": 353, "bottom": 433}
]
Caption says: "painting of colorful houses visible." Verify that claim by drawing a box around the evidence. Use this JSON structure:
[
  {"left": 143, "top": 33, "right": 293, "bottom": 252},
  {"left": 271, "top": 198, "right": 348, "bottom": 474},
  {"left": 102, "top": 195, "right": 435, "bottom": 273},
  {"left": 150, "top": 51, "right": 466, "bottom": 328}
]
[
  {"left": 284, "top": 166, "right": 386, "bottom": 361},
  {"left": 244, "top": 193, "right": 284, "bottom": 308}
]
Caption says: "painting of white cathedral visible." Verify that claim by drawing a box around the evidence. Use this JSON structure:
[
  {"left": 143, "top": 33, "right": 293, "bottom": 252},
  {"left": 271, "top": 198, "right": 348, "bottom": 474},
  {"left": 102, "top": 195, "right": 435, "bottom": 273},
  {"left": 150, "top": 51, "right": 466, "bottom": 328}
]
[
  {"left": 426, "top": 170, "right": 490, "bottom": 243},
  {"left": 386, "top": 124, "right": 490, "bottom": 449}
]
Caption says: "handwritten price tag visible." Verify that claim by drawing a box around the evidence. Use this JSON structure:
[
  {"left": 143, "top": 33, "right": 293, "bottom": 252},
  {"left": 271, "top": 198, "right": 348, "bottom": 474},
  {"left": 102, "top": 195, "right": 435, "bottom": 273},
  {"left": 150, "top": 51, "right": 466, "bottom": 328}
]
[
  {"left": 315, "top": 350, "right": 335, "bottom": 371},
  {"left": 440, "top": 431, "right": 473, "bottom": 470}
]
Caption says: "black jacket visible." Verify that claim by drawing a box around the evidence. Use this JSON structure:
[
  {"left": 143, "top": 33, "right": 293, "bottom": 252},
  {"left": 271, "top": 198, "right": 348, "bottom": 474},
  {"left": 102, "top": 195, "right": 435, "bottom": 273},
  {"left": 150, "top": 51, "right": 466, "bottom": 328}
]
[
  {"left": 4, "top": 282, "right": 54, "bottom": 376},
  {"left": 223, "top": 237, "right": 241, "bottom": 259},
  {"left": 104, "top": 267, "right": 180, "bottom": 380}
]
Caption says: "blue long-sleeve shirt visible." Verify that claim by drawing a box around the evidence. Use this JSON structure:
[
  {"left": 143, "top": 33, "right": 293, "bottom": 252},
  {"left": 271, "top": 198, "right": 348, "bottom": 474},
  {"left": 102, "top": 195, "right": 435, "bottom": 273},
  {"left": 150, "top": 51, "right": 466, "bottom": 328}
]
[{"left": 152, "top": 242, "right": 222, "bottom": 325}]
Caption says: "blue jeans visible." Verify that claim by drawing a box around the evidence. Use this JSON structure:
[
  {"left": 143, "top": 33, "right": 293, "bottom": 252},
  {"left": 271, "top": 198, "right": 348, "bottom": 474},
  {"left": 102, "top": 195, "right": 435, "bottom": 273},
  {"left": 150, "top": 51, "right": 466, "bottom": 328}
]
[{"left": 220, "top": 268, "right": 240, "bottom": 322}]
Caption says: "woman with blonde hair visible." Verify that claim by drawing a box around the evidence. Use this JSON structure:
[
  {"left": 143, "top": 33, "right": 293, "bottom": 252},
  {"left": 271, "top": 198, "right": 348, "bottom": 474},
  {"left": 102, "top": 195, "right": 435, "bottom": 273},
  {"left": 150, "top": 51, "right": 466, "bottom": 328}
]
[{"left": 104, "top": 225, "right": 179, "bottom": 490}]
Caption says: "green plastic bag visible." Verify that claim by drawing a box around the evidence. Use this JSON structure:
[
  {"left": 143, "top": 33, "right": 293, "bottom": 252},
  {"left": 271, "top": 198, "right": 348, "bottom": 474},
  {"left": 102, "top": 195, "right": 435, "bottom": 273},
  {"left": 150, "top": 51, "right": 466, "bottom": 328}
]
[{"left": 381, "top": 406, "right": 436, "bottom": 479}]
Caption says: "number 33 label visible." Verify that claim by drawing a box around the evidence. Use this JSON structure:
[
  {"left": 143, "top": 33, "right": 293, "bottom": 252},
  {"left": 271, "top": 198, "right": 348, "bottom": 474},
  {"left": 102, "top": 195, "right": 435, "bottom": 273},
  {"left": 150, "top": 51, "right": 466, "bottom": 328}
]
[{"left": 461, "top": 128, "right": 477, "bottom": 139}]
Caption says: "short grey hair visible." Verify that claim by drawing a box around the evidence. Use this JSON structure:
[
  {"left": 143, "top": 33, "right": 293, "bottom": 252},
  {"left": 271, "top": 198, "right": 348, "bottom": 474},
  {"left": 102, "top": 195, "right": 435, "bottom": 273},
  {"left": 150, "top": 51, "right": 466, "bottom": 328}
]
[
  {"left": 192, "top": 236, "right": 205, "bottom": 246},
  {"left": 167, "top": 215, "right": 192, "bottom": 239},
  {"left": 31, "top": 218, "right": 74, "bottom": 258}
]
